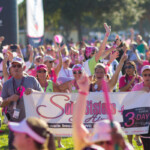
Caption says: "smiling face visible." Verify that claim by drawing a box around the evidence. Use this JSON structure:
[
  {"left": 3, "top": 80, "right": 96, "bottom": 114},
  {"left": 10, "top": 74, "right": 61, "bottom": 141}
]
[
  {"left": 63, "top": 60, "right": 70, "bottom": 69},
  {"left": 124, "top": 62, "right": 135, "bottom": 76},
  {"left": 37, "top": 69, "right": 47, "bottom": 81},
  {"left": 142, "top": 70, "right": 150, "bottom": 86},
  {"left": 44, "top": 60, "right": 54, "bottom": 71},
  {"left": 13, "top": 132, "right": 29, "bottom": 149},
  {"left": 95, "top": 67, "right": 105, "bottom": 81},
  {"left": 11, "top": 62, "right": 24, "bottom": 79},
  {"left": 73, "top": 67, "right": 83, "bottom": 80}
]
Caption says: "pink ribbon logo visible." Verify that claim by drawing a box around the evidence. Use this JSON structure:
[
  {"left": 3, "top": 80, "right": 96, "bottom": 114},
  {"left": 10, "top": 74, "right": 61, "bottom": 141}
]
[{"left": 17, "top": 86, "right": 25, "bottom": 98}]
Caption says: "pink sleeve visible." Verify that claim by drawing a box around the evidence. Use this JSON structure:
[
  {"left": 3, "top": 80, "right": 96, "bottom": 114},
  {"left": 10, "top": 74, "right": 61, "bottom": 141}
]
[
  {"left": 119, "top": 76, "right": 126, "bottom": 89},
  {"left": 131, "top": 84, "right": 138, "bottom": 91},
  {"left": 132, "top": 83, "right": 143, "bottom": 91}
]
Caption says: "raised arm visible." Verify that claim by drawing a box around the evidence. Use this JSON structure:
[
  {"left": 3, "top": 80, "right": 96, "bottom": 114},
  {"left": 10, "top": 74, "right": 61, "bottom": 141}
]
[
  {"left": 95, "top": 23, "right": 111, "bottom": 62},
  {"left": 135, "top": 50, "right": 143, "bottom": 65},
  {"left": 130, "top": 28, "right": 134, "bottom": 43},
  {"left": 108, "top": 49, "right": 127, "bottom": 91},
  {"left": 28, "top": 45, "right": 34, "bottom": 63},
  {"left": 2, "top": 53, "right": 9, "bottom": 82},
  {"left": 73, "top": 74, "right": 90, "bottom": 150},
  {"left": 54, "top": 45, "right": 64, "bottom": 76}
]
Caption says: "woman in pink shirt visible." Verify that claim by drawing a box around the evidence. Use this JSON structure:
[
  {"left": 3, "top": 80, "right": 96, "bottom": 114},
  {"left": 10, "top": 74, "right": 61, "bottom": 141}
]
[
  {"left": 119, "top": 61, "right": 142, "bottom": 92},
  {"left": 119, "top": 61, "right": 142, "bottom": 146},
  {"left": 132, "top": 65, "right": 150, "bottom": 150}
]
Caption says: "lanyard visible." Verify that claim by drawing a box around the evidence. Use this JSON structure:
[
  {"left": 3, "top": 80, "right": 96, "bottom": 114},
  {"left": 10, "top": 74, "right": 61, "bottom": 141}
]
[
  {"left": 50, "top": 69, "right": 54, "bottom": 80},
  {"left": 13, "top": 77, "right": 25, "bottom": 95},
  {"left": 12, "top": 77, "right": 25, "bottom": 109},
  {"left": 44, "top": 82, "right": 48, "bottom": 92}
]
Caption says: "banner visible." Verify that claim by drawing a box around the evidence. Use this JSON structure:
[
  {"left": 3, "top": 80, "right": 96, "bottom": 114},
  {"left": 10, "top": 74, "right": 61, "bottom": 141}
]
[
  {"left": 26, "top": 0, "right": 44, "bottom": 47},
  {"left": 23, "top": 91, "right": 150, "bottom": 136},
  {"left": 0, "top": 0, "right": 18, "bottom": 46}
]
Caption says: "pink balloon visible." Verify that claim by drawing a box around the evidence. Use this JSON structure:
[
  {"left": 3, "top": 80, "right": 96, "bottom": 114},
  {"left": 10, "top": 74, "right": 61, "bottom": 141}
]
[{"left": 54, "top": 35, "right": 63, "bottom": 44}]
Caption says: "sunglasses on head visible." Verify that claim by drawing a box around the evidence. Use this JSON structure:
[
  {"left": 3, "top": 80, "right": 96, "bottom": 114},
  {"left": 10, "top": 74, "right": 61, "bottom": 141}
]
[
  {"left": 143, "top": 74, "right": 150, "bottom": 77},
  {"left": 96, "top": 141, "right": 112, "bottom": 146},
  {"left": 73, "top": 70, "right": 82, "bottom": 74},
  {"left": 125, "top": 66, "right": 134, "bottom": 69},
  {"left": 12, "top": 64, "right": 22, "bottom": 68},
  {"left": 37, "top": 70, "right": 46, "bottom": 73}
]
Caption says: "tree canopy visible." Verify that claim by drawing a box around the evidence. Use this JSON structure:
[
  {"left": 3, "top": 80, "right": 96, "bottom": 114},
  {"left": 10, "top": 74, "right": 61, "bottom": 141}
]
[{"left": 19, "top": 0, "right": 150, "bottom": 41}]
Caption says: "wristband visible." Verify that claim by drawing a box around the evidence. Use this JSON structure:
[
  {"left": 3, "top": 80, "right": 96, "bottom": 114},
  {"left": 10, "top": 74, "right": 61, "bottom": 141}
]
[
  {"left": 78, "top": 91, "right": 89, "bottom": 96},
  {"left": 105, "top": 33, "right": 110, "bottom": 37},
  {"left": 106, "top": 63, "right": 110, "bottom": 67}
]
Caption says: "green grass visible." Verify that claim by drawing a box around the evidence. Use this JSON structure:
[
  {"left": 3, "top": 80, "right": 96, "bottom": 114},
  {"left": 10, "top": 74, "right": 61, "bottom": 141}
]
[{"left": 0, "top": 113, "right": 143, "bottom": 150}]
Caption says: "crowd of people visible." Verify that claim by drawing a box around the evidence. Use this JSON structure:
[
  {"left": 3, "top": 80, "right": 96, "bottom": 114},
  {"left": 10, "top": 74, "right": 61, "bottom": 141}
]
[{"left": 0, "top": 23, "right": 150, "bottom": 150}]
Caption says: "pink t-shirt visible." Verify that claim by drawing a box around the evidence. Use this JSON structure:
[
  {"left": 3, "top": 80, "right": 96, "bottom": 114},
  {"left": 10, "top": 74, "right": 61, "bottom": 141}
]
[
  {"left": 119, "top": 75, "right": 142, "bottom": 91},
  {"left": 132, "top": 82, "right": 144, "bottom": 91},
  {"left": 142, "top": 60, "right": 150, "bottom": 66}
]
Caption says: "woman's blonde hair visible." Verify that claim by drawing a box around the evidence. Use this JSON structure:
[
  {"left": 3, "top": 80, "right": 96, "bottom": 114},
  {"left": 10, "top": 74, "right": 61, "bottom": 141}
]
[{"left": 92, "top": 63, "right": 106, "bottom": 83}]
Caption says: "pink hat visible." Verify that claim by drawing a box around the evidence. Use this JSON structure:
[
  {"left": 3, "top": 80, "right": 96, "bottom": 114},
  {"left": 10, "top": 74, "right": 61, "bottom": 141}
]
[
  {"left": 84, "top": 120, "right": 123, "bottom": 144},
  {"left": 36, "top": 64, "right": 48, "bottom": 71}
]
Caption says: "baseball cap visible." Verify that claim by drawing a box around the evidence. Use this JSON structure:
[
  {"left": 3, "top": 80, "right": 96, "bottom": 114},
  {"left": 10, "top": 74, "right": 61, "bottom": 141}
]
[
  {"left": 8, "top": 119, "right": 46, "bottom": 144},
  {"left": 84, "top": 120, "right": 123, "bottom": 144},
  {"left": 35, "top": 55, "right": 42, "bottom": 60},
  {"left": 62, "top": 56, "right": 69, "bottom": 62},
  {"left": 11, "top": 57, "right": 24, "bottom": 66},
  {"left": 141, "top": 65, "right": 150, "bottom": 74},
  {"left": 36, "top": 64, "right": 48, "bottom": 71},
  {"left": 43, "top": 55, "right": 55, "bottom": 62}
]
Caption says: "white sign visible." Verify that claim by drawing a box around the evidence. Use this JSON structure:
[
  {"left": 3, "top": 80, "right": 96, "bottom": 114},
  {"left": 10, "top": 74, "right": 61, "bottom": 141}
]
[{"left": 24, "top": 91, "right": 150, "bottom": 136}]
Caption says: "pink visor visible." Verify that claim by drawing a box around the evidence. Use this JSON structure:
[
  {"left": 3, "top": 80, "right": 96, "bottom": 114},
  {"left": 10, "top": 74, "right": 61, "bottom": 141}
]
[
  {"left": 8, "top": 120, "right": 46, "bottom": 144},
  {"left": 72, "top": 64, "right": 83, "bottom": 71},
  {"left": 36, "top": 64, "right": 48, "bottom": 71}
]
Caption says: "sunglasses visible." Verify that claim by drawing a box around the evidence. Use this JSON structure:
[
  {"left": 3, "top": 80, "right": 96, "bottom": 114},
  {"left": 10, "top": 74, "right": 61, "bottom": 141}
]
[
  {"left": 37, "top": 70, "right": 46, "bottom": 73},
  {"left": 12, "top": 64, "right": 22, "bottom": 68},
  {"left": 125, "top": 66, "right": 134, "bottom": 69},
  {"left": 73, "top": 70, "right": 82, "bottom": 74},
  {"left": 49, "top": 61, "right": 54, "bottom": 64},
  {"left": 96, "top": 141, "right": 112, "bottom": 146},
  {"left": 143, "top": 74, "right": 150, "bottom": 77}
]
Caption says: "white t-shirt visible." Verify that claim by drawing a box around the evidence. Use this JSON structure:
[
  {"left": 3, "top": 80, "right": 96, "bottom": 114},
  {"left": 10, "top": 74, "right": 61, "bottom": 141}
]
[{"left": 58, "top": 66, "right": 74, "bottom": 79}]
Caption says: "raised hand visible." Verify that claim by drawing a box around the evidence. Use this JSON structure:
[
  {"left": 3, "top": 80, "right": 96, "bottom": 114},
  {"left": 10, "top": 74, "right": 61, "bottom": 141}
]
[
  {"left": 77, "top": 73, "right": 89, "bottom": 93},
  {"left": 109, "top": 51, "right": 119, "bottom": 62},
  {"left": 104, "top": 23, "right": 111, "bottom": 36},
  {"left": 0, "top": 36, "right": 5, "bottom": 43},
  {"left": 25, "top": 88, "right": 33, "bottom": 95}
]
